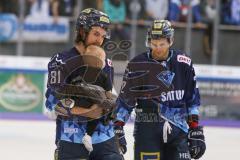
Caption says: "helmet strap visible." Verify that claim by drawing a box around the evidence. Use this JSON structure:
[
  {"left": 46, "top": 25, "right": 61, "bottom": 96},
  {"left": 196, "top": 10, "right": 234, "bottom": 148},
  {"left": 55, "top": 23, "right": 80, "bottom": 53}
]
[{"left": 169, "top": 38, "right": 174, "bottom": 47}]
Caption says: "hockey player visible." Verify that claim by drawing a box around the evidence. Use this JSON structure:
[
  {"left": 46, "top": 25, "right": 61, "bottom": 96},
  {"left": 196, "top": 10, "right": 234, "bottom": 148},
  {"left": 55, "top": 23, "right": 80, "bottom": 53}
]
[
  {"left": 45, "top": 8, "right": 123, "bottom": 160},
  {"left": 115, "top": 20, "right": 206, "bottom": 160}
]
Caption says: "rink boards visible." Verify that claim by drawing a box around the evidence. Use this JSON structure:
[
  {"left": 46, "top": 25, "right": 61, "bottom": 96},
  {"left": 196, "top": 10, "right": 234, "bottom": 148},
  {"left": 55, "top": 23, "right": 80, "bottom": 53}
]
[{"left": 0, "top": 56, "right": 240, "bottom": 126}]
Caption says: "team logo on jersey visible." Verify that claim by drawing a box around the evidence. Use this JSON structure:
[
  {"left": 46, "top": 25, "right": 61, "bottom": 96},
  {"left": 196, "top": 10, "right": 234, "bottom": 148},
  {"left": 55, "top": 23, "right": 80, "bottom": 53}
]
[
  {"left": 157, "top": 71, "right": 175, "bottom": 88},
  {"left": 177, "top": 55, "right": 191, "bottom": 66}
]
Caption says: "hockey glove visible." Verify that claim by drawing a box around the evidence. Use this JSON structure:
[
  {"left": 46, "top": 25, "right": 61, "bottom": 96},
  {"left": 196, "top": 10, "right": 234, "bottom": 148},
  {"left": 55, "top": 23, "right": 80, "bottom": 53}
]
[
  {"left": 114, "top": 122, "right": 127, "bottom": 154},
  {"left": 188, "top": 126, "right": 206, "bottom": 159}
]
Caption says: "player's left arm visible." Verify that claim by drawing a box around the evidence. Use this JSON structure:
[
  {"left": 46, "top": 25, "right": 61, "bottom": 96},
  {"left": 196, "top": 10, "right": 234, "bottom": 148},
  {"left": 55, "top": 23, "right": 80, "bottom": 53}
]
[
  {"left": 45, "top": 54, "right": 78, "bottom": 118},
  {"left": 114, "top": 64, "right": 136, "bottom": 124},
  {"left": 185, "top": 62, "right": 206, "bottom": 159},
  {"left": 113, "top": 64, "right": 136, "bottom": 155}
]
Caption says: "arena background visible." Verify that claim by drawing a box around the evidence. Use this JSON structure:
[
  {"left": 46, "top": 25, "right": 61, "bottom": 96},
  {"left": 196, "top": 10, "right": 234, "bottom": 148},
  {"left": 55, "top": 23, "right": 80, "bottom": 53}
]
[{"left": 0, "top": 0, "right": 240, "bottom": 159}]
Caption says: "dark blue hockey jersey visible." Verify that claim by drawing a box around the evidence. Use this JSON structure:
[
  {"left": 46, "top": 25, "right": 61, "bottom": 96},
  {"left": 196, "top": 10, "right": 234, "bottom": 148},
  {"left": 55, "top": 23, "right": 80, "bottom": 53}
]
[
  {"left": 45, "top": 47, "right": 115, "bottom": 144},
  {"left": 116, "top": 49, "right": 200, "bottom": 133}
]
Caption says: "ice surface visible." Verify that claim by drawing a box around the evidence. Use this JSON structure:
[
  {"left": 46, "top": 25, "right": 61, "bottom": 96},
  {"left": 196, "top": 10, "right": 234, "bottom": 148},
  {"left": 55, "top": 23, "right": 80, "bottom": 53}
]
[{"left": 0, "top": 120, "right": 240, "bottom": 160}]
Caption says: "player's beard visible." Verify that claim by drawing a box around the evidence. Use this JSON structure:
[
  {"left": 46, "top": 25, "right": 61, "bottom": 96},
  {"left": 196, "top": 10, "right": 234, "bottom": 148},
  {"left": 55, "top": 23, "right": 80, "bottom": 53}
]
[{"left": 152, "top": 48, "right": 169, "bottom": 61}]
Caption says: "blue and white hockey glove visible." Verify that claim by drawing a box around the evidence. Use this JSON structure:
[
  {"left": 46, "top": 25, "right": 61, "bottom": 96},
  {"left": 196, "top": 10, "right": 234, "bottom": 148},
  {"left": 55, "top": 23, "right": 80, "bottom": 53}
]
[
  {"left": 114, "top": 121, "right": 127, "bottom": 154},
  {"left": 188, "top": 126, "right": 206, "bottom": 159}
]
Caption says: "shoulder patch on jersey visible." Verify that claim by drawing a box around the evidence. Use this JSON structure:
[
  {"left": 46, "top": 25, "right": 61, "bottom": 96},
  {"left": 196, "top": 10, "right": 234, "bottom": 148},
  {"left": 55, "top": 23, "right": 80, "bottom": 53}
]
[
  {"left": 107, "top": 59, "right": 112, "bottom": 67},
  {"left": 177, "top": 55, "right": 191, "bottom": 66}
]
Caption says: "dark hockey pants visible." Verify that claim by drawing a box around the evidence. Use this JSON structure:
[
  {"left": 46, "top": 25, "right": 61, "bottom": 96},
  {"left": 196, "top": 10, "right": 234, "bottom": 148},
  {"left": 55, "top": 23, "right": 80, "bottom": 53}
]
[
  {"left": 134, "top": 120, "right": 191, "bottom": 160},
  {"left": 55, "top": 137, "right": 123, "bottom": 160}
]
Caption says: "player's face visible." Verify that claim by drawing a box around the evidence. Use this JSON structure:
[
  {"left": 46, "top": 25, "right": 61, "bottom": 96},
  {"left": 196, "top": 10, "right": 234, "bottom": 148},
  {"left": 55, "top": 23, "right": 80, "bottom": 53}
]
[
  {"left": 150, "top": 38, "right": 171, "bottom": 61},
  {"left": 85, "top": 26, "right": 107, "bottom": 47}
]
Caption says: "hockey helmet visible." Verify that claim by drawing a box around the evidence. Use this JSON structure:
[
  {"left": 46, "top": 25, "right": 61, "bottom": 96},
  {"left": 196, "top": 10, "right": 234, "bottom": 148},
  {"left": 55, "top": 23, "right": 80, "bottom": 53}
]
[
  {"left": 75, "top": 8, "right": 111, "bottom": 42},
  {"left": 146, "top": 20, "right": 174, "bottom": 47}
]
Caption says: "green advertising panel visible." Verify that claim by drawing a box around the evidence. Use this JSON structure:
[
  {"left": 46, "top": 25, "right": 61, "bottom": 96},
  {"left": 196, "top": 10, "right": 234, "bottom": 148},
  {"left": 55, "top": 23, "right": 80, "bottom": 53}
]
[{"left": 0, "top": 71, "right": 44, "bottom": 113}]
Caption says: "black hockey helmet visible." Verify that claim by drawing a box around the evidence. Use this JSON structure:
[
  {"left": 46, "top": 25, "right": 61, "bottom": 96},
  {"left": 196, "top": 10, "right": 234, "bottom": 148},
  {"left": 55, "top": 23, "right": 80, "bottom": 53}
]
[
  {"left": 75, "top": 8, "right": 111, "bottom": 42},
  {"left": 146, "top": 20, "right": 174, "bottom": 47}
]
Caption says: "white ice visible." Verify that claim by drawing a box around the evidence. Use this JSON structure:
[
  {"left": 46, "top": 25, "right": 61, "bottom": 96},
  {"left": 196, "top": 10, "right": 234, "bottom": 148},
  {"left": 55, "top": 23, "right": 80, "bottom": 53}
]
[{"left": 0, "top": 120, "right": 240, "bottom": 160}]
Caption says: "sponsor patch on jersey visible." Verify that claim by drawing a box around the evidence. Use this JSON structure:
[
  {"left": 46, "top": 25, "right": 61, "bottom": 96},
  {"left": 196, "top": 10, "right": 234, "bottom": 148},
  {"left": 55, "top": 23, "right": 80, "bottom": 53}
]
[
  {"left": 177, "top": 55, "right": 191, "bottom": 66},
  {"left": 161, "top": 90, "right": 184, "bottom": 102},
  {"left": 64, "top": 128, "right": 78, "bottom": 134},
  {"left": 107, "top": 59, "right": 112, "bottom": 67}
]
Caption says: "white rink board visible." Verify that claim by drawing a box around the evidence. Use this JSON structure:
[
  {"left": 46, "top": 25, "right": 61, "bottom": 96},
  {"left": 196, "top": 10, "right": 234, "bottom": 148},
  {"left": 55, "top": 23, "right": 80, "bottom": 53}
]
[{"left": 0, "top": 120, "right": 240, "bottom": 160}]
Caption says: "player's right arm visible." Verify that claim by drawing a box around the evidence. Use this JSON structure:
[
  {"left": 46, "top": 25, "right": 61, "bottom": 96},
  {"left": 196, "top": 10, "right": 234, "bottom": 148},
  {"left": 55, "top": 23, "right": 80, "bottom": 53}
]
[
  {"left": 45, "top": 53, "right": 77, "bottom": 118},
  {"left": 45, "top": 54, "right": 63, "bottom": 117}
]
